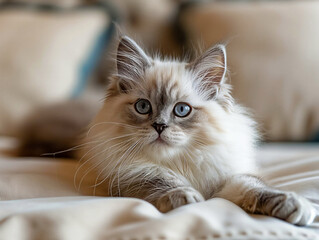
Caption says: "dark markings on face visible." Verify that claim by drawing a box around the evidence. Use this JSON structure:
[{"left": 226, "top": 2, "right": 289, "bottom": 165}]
[
  {"left": 126, "top": 86, "right": 204, "bottom": 130},
  {"left": 119, "top": 69, "right": 208, "bottom": 131},
  {"left": 156, "top": 84, "right": 169, "bottom": 118},
  {"left": 142, "top": 79, "right": 171, "bottom": 124},
  {"left": 124, "top": 105, "right": 152, "bottom": 125}
]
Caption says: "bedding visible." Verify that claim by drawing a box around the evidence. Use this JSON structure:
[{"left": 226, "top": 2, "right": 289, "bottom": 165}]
[{"left": 0, "top": 137, "right": 318, "bottom": 239}]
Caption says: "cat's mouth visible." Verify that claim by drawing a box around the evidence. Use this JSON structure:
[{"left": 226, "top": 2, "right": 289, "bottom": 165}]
[{"left": 152, "top": 136, "right": 169, "bottom": 146}]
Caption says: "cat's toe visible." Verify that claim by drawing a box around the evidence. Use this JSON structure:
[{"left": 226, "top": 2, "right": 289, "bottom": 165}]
[
  {"left": 267, "top": 192, "right": 316, "bottom": 226},
  {"left": 156, "top": 187, "right": 204, "bottom": 213},
  {"left": 285, "top": 193, "right": 317, "bottom": 226}
]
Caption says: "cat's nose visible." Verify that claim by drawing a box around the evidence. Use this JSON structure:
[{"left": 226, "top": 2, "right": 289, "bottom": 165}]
[{"left": 152, "top": 123, "right": 168, "bottom": 135}]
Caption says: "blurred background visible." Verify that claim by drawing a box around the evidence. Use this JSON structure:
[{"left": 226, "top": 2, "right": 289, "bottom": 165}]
[{"left": 0, "top": 0, "right": 318, "bottom": 142}]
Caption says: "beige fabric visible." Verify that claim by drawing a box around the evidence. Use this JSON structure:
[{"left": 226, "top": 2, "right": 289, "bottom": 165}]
[
  {"left": 180, "top": 1, "right": 319, "bottom": 141},
  {"left": 0, "top": 8, "right": 110, "bottom": 136},
  {"left": 0, "top": 138, "right": 318, "bottom": 239}
]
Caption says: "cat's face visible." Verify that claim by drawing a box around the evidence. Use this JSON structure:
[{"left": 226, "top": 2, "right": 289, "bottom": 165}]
[
  {"left": 98, "top": 37, "right": 231, "bottom": 160},
  {"left": 119, "top": 61, "right": 204, "bottom": 152}
]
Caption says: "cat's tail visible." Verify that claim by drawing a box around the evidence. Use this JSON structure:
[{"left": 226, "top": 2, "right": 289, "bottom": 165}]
[{"left": 16, "top": 100, "right": 100, "bottom": 158}]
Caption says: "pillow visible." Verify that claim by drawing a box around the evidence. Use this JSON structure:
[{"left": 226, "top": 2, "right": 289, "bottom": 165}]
[
  {"left": 0, "top": 3, "right": 113, "bottom": 136},
  {"left": 180, "top": 1, "right": 319, "bottom": 141}
]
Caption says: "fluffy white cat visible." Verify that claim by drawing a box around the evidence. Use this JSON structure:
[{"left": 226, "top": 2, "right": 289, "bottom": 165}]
[{"left": 79, "top": 36, "right": 316, "bottom": 226}]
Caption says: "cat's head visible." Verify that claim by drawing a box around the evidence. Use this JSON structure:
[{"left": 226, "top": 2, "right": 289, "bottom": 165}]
[{"left": 97, "top": 36, "right": 233, "bottom": 161}]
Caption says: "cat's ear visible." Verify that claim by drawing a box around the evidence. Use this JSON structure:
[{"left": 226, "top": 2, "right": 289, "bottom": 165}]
[
  {"left": 188, "top": 44, "right": 227, "bottom": 99},
  {"left": 116, "top": 36, "right": 151, "bottom": 92}
]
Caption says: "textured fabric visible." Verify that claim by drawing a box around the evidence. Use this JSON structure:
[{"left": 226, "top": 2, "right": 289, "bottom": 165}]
[
  {"left": 0, "top": 138, "right": 318, "bottom": 239},
  {"left": 0, "top": 6, "right": 111, "bottom": 136},
  {"left": 180, "top": 1, "right": 319, "bottom": 141}
]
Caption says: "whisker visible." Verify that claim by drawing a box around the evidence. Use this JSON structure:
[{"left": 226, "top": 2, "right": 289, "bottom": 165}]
[
  {"left": 90, "top": 138, "right": 137, "bottom": 191},
  {"left": 78, "top": 132, "right": 139, "bottom": 164},
  {"left": 91, "top": 139, "right": 136, "bottom": 195},
  {"left": 114, "top": 138, "right": 144, "bottom": 196},
  {"left": 122, "top": 140, "right": 146, "bottom": 194},
  {"left": 106, "top": 140, "right": 141, "bottom": 195},
  {"left": 76, "top": 138, "right": 135, "bottom": 193},
  {"left": 104, "top": 137, "right": 145, "bottom": 196},
  {"left": 87, "top": 121, "right": 143, "bottom": 137},
  {"left": 41, "top": 138, "right": 105, "bottom": 157},
  {"left": 74, "top": 133, "right": 141, "bottom": 191}
]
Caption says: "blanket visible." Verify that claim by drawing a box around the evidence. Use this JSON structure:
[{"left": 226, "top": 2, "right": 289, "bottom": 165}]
[{"left": 0, "top": 138, "right": 318, "bottom": 239}]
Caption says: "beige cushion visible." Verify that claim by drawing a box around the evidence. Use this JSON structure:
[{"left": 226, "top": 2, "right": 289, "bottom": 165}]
[
  {"left": 0, "top": 7, "right": 110, "bottom": 136},
  {"left": 180, "top": 1, "right": 319, "bottom": 141}
]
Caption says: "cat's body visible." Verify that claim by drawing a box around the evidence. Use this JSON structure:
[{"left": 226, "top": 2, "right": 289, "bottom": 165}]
[{"left": 19, "top": 36, "right": 316, "bottom": 226}]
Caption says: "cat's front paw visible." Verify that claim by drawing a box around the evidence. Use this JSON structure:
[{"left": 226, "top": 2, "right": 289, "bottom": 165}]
[
  {"left": 156, "top": 187, "right": 205, "bottom": 213},
  {"left": 261, "top": 191, "right": 316, "bottom": 226}
]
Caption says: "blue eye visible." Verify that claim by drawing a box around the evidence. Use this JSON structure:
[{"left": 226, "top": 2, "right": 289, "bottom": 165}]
[
  {"left": 135, "top": 99, "right": 151, "bottom": 114},
  {"left": 174, "top": 102, "right": 192, "bottom": 117}
]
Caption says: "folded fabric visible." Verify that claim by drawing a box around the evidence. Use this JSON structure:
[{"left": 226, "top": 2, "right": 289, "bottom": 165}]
[{"left": 0, "top": 139, "right": 318, "bottom": 239}]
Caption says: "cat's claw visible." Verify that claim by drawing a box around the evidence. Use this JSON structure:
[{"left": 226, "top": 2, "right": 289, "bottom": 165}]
[
  {"left": 264, "top": 192, "right": 317, "bottom": 226},
  {"left": 156, "top": 187, "right": 205, "bottom": 213}
]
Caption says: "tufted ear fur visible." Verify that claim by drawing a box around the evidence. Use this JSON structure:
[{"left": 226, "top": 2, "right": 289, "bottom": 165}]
[
  {"left": 188, "top": 44, "right": 227, "bottom": 100},
  {"left": 116, "top": 36, "right": 151, "bottom": 93}
]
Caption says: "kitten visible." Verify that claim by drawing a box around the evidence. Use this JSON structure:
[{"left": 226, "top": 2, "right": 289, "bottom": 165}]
[{"left": 80, "top": 36, "right": 316, "bottom": 226}]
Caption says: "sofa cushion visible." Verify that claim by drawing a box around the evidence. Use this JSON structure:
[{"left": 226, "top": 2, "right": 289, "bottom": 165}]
[
  {"left": 180, "top": 1, "right": 319, "bottom": 141},
  {"left": 0, "top": 3, "right": 113, "bottom": 136}
]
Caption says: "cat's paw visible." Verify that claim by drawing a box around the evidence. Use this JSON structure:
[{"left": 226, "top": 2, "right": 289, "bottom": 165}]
[
  {"left": 156, "top": 187, "right": 205, "bottom": 213},
  {"left": 262, "top": 191, "right": 317, "bottom": 226}
]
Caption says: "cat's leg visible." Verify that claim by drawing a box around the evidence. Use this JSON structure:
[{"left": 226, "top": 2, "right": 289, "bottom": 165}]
[
  {"left": 109, "top": 164, "right": 205, "bottom": 213},
  {"left": 214, "top": 175, "right": 316, "bottom": 226}
]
